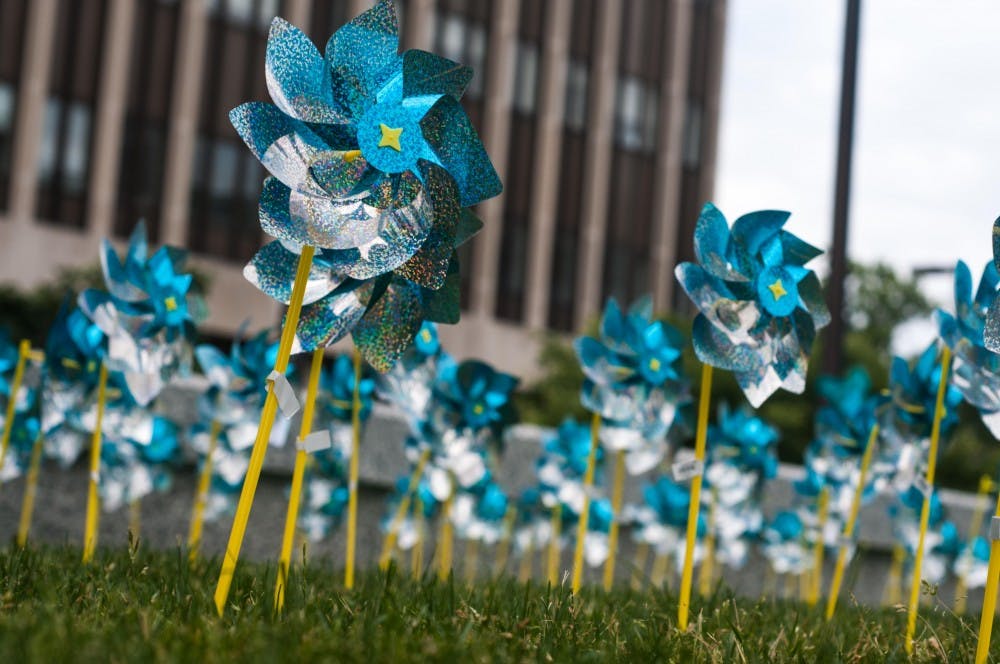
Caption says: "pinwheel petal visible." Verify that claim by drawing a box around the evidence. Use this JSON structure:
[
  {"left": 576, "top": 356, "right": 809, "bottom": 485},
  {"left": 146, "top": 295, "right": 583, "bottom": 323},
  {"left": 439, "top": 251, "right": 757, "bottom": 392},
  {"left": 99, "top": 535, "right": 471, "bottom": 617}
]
[
  {"left": 291, "top": 280, "right": 374, "bottom": 354},
  {"left": 403, "top": 49, "right": 473, "bottom": 99},
  {"left": 265, "top": 18, "right": 344, "bottom": 124},
  {"left": 243, "top": 240, "right": 343, "bottom": 305},
  {"left": 326, "top": 0, "right": 402, "bottom": 116}
]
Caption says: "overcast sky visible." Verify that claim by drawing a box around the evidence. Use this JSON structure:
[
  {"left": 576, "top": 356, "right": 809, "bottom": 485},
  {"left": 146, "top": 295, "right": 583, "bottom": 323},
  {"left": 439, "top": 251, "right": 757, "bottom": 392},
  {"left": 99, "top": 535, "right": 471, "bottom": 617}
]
[{"left": 714, "top": 0, "right": 1000, "bottom": 336}]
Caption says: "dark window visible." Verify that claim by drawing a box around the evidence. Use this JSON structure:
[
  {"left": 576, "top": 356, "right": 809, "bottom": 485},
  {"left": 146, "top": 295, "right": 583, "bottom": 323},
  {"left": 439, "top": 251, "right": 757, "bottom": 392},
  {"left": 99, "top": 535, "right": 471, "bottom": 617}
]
[
  {"left": 494, "top": 0, "right": 543, "bottom": 323},
  {"left": 547, "top": 0, "right": 595, "bottom": 331},
  {"left": 602, "top": 0, "right": 666, "bottom": 307},
  {"left": 433, "top": 0, "right": 492, "bottom": 310},
  {"left": 35, "top": 0, "right": 108, "bottom": 229},
  {"left": 187, "top": 0, "right": 284, "bottom": 263},
  {"left": 115, "top": 0, "right": 182, "bottom": 242},
  {"left": 0, "top": 0, "right": 29, "bottom": 213}
]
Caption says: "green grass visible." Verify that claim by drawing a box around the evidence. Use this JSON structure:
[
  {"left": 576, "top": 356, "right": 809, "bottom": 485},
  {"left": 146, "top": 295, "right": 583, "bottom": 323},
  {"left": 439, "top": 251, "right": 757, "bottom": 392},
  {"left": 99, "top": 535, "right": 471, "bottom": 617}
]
[{"left": 0, "top": 544, "right": 990, "bottom": 662}]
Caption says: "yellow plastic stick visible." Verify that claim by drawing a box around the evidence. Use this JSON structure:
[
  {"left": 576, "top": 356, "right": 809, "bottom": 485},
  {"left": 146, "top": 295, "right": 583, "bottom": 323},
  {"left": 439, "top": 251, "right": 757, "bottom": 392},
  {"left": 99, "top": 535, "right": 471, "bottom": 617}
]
[
  {"left": 16, "top": 432, "right": 45, "bottom": 547},
  {"left": 518, "top": 530, "right": 535, "bottom": 583},
  {"left": 274, "top": 347, "right": 324, "bottom": 611},
  {"left": 129, "top": 498, "right": 141, "bottom": 539},
  {"left": 378, "top": 447, "right": 432, "bottom": 569},
  {"left": 82, "top": 362, "right": 109, "bottom": 564},
  {"left": 699, "top": 487, "right": 719, "bottom": 597},
  {"left": 571, "top": 412, "right": 601, "bottom": 593},
  {"left": 438, "top": 493, "right": 454, "bottom": 580},
  {"left": 0, "top": 340, "right": 30, "bottom": 472},
  {"left": 975, "top": 493, "right": 1000, "bottom": 663},
  {"left": 465, "top": 539, "right": 479, "bottom": 584},
  {"left": 187, "top": 419, "right": 221, "bottom": 562},
  {"left": 411, "top": 495, "right": 425, "bottom": 579},
  {"left": 651, "top": 551, "right": 669, "bottom": 588},
  {"left": 344, "top": 348, "right": 363, "bottom": 589},
  {"left": 808, "top": 486, "right": 829, "bottom": 606},
  {"left": 547, "top": 502, "right": 562, "bottom": 586},
  {"left": 678, "top": 363, "right": 713, "bottom": 630},
  {"left": 494, "top": 505, "right": 517, "bottom": 576},
  {"left": 905, "top": 345, "right": 952, "bottom": 654},
  {"left": 631, "top": 541, "right": 650, "bottom": 590},
  {"left": 603, "top": 449, "right": 627, "bottom": 591},
  {"left": 884, "top": 543, "right": 904, "bottom": 605},
  {"left": 957, "top": 476, "right": 994, "bottom": 614},
  {"left": 826, "top": 424, "right": 879, "bottom": 619},
  {"left": 213, "top": 245, "right": 316, "bottom": 616}
]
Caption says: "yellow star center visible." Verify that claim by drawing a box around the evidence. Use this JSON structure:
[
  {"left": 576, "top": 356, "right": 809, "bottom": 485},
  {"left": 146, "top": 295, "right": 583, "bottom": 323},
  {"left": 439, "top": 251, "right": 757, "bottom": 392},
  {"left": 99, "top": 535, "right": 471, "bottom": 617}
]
[
  {"left": 648, "top": 357, "right": 661, "bottom": 373},
  {"left": 767, "top": 278, "right": 788, "bottom": 301},
  {"left": 421, "top": 329, "right": 432, "bottom": 343},
  {"left": 473, "top": 403, "right": 484, "bottom": 416},
  {"left": 164, "top": 296, "right": 178, "bottom": 312},
  {"left": 378, "top": 123, "right": 404, "bottom": 151}
]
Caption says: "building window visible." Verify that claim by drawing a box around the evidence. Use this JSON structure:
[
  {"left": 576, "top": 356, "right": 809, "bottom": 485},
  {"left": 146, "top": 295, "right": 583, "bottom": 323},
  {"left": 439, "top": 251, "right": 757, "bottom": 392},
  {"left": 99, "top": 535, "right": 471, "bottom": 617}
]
[
  {"left": 511, "top": 41, "right": 539, "bottom": 115},
  {"left": 614, "top": 76, "right": 659, "bottom": 152},
  {"left": 35, "top": 0, "right": 108, "bottom": 229},
  {"left": 188, "top": 0, "right": 284, "bottom": 263},
  {"left": 564, "top": 60, "right": 588, "bottom": 132},
  {"left": 0, "top": 0, "right": 29, "bottom": 213},
  {"left": 307, "top": 0, "right": 350, "bottom": 44},
  {"left": 115, "top": 0, "right": 181, "bottom": 242}
]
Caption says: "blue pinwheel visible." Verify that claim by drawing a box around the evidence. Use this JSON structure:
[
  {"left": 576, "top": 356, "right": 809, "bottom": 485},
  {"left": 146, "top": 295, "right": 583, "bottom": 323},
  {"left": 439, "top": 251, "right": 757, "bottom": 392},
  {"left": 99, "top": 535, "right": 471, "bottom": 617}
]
[
  {"left": 233, "top": 0, "right": 501, "bottom": 371},
  {"left": 625, "top": 475, "right": 705, "bottom": 568},
  {"left": 938, "top": 260, "right": 1000, "bottom": 436},
  {"left": 675, "top": 203, "right": 830, "bottom": 407},
  {"left": 761, "top": 511, "right": 809, "bottom": 575},
  {"left": 883, "top": 342, "right": 962, "bottom": 455},
  {"left": 0, "top": 412, "right": 40, "bottom": 482},
  {"left": 79, "top": 223, "right": 204, "bottom": 406}
]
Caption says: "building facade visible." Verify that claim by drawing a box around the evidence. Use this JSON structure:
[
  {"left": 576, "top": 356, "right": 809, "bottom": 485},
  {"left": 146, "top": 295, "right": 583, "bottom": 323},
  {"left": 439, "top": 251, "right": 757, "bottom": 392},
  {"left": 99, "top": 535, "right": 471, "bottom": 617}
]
[{"left": 0, "top": 0, "right": 725, "bottom": 378}]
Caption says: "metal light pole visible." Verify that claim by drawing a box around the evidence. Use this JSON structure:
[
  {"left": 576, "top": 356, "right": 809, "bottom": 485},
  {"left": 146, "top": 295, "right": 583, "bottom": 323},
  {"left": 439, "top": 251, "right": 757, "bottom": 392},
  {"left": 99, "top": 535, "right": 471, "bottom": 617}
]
[{"left": 824, "top": 0, "right": 862, "bottom": 375}]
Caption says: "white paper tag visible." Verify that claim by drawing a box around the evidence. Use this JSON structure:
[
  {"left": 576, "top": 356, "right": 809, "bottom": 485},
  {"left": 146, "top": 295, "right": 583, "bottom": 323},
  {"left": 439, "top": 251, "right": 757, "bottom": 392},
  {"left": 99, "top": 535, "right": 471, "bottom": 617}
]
[
  {"left": 89, "top": 471, "right": 100, "bottom": 484},
  {"left": 296, "top": 430, "right": 332, "bottom": 454},
  {"left": 267, "top": 370, "right": 300, "bottom": 419},
  {"left": 913, "top": 475, "right": 932, "bottom": 498},
  {"left": 990, "top": 516, "right": 1000, "bottom": 542},
  {"left": 672, "top": 458, "right": 704, "bottom": 482}
]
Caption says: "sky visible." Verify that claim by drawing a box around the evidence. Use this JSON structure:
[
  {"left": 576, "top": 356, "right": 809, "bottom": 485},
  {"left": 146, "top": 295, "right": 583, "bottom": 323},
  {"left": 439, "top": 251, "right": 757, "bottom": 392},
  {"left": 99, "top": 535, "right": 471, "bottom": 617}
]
[{"left": 714, "top": 1, "right": 1000, "bottom": 352}]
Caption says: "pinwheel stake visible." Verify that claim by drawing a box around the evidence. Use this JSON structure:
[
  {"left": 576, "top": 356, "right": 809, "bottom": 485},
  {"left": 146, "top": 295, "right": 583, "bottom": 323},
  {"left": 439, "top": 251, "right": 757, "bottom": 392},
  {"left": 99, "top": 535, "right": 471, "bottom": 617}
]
[
  {"left": 494, "top": 506, "right": 517, "bottom": 576},
  {"left": 344, "top": 348, "right": 363, "bottom": 589},
  {"left": 675, "top": 204, "right": 829, "bottom": 629},
  {"left": 379, "top": 447, "right": 432, "bottom": 569},
  {"left": 807, "top": 486, "right": 829, "bottom": 606},
  {"left": 631, "top": 542, "right": 650, "bottom": 590},
  {"left": 214, "top": 245, "right": 316, "bottom": 615},
  {"left": 698, "top": 487, "right": 719, "bottom": 597},
  {"left": 187, "top": 420, "right": 221, "bottom": 562},
  {"left": 678, "top": 363, "right": 712, "bottom": 628},
  {"left": 82, "top": 362, "right": 109, "bottom": 564},
  {"left": 975, "top": 494, "right": 1000, "bottom": 663},
  {"left": 956, "top": 476, "right": 996, "bottom": 614},
  {"left": 548, "top": 502, "right": 563, "bottom": 586},
  {"left": 904, "top": 345, "right": 952, "bottom": 655},
  {"left": 16, "top": 430, "right": 45, "bottom": 547},
  {"left": 603, "top": 449, "right": 627, "bottom": 590},
  {"left": 438, "top": 494, "right": 455, "bottom": 580},
  {"left": 274, "top": 348, "right": 324, "bottom": 611},
  {"left": 0, "top": 340, "right": 30, "bottom": 471},
  {"left": 825, "top": 424, "right": 879, "bottom": 619},
  {"left": 411, "top": 494, "right": 425, "bottom": 578},
  {"left": 571, "top": 413, "right": 601, "bottom": 594}
]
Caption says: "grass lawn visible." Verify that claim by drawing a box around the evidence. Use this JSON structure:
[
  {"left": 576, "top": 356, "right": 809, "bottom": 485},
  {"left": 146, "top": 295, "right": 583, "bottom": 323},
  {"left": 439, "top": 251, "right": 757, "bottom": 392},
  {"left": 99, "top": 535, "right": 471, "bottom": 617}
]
[{"left": 0, "top": 543, "right": 990, "bottom": 662}]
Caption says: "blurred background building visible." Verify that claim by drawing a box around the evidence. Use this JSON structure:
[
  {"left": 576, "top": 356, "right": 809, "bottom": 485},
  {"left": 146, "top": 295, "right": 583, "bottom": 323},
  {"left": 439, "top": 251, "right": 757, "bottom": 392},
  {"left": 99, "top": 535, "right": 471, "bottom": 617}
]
[{"left": 0, "top": 0, "right": 725, "bottom": 377}]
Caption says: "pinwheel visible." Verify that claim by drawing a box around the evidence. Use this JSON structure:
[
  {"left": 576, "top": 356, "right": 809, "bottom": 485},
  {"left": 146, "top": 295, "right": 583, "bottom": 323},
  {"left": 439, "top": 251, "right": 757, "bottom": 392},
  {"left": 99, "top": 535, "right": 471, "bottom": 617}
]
[
  {"left": 761, "top": 511, "right": 810, "bottom": 580},
  {"left": 0, "top": 329, "right": 42, "bottom": 481},
  {"left": 216, "top": 2, "right": 503, "bottom": 610},
  {"left": 699, "top": 404, "right": 777, "bottom": 592},
  {"left": 78, "top": 223, "right": 202, "bottom": 407},
  {"left": 573, "top": 295, "right": 690, "bottom": 591},
  {"left": 380, "top": 475, "right": 439, "bottom": 576},
  {"left": 533, "top": 418, "right": 603, "bottom": 585},
  {"left": 625, "top": 475, "right": 705, "bottom": 588},
  {"left": 186, "top": 329, "right": 291, "bottom": 559},
  {"left": 451, "top": 479, "right": 509, "bottom": 582},
  {"left": 0, "top": 412, "right": 39, "bottom": 483},
  {"left": 935, "top": 260, "right": 1000, "bottom": 624},
  {"left": 815, "top": 367, "right": 892, "bottom": 617},
  {"left": 235, "top": 0, "right": 501, "bottom": 370},
  {"left": 672, "top": 202, "right": 828, "bottom": 628},
  {"left": 955, "top": 536, "right": 992, "bottom": 598}
]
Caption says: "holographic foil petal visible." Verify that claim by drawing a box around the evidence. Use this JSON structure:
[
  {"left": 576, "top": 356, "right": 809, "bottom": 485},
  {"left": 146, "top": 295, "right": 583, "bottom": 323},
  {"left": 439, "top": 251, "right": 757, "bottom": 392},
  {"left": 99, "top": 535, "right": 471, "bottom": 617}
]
[
  {"left": 230, "top": 102, "right": 328, "bottom": 196},
  {"left": 291, "top": 280, "right": 374, "bottom": 354},
  {"left": 264, "top": 18, "right": 345, "bottom": 124},
  {"left": 259, "top": 176, "right": 311, "bottom": 247},
  {"left": 402, "top": 49, "right": 473, "bottom": 100},
  {"left": 243, "top": 240, "right": 342, "bottom": 305},
  {"left": 419, "top": 95, "right": 502, "bottom": 207},
  {"left": 326, "top": 0, "right": 402, "bottom": 117},
  {"left": 393, "top": 163, "right": 460, "bottom": 289},
  {"left": 353, "top": 277, "right": 425, "bottom": 372}
]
